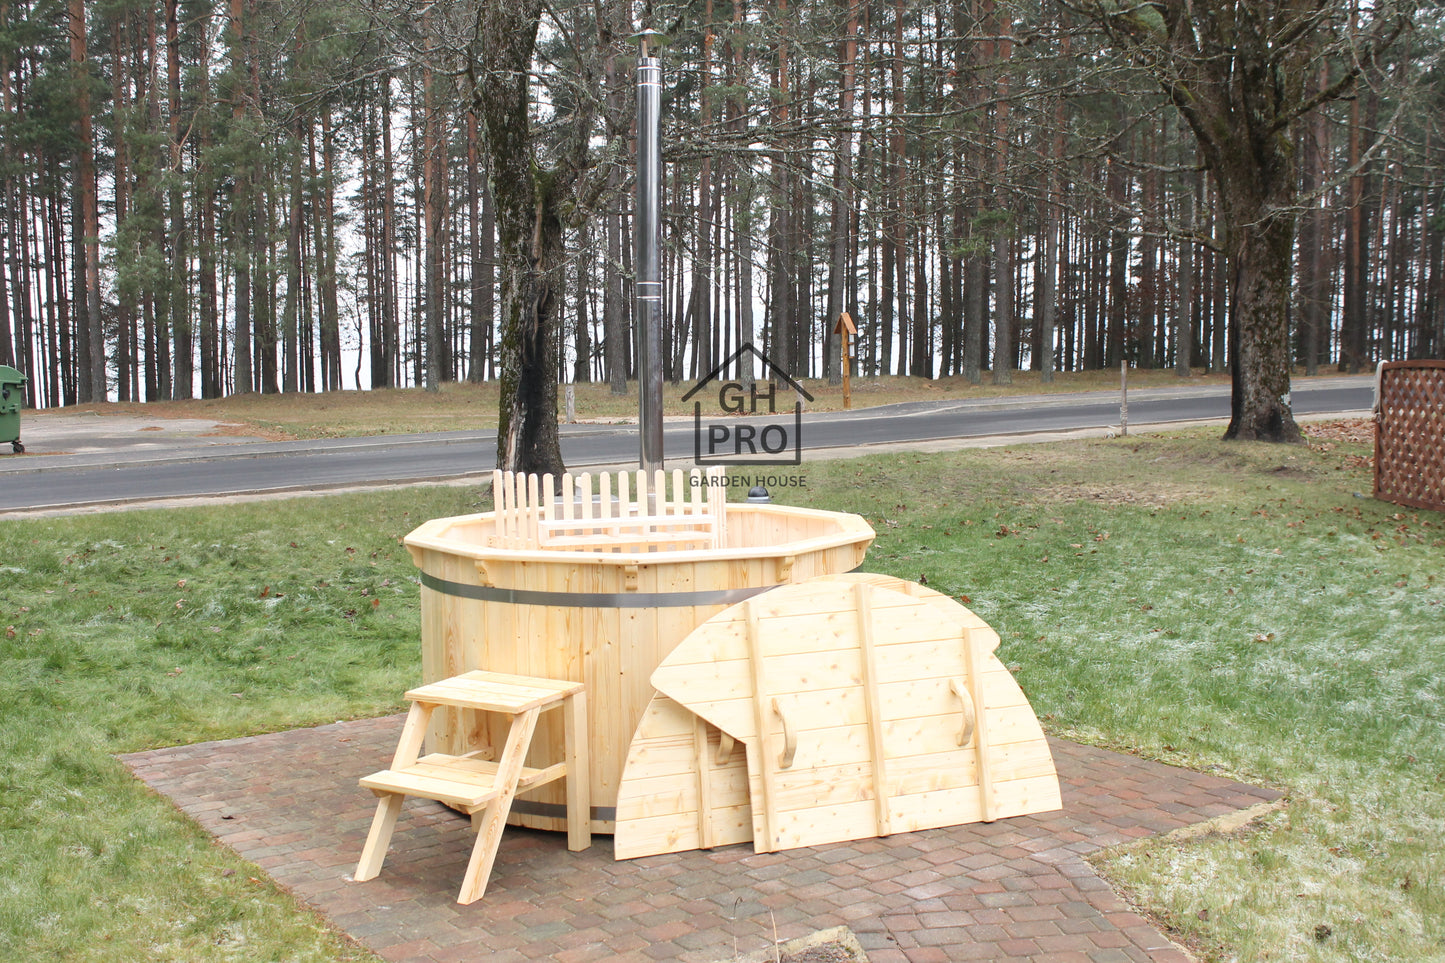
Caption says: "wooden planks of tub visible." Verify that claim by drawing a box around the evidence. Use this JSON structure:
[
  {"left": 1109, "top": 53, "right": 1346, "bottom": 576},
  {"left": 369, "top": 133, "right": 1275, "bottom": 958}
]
[{"left": 403, "top": 468, "right": 875, "bottom": 835}]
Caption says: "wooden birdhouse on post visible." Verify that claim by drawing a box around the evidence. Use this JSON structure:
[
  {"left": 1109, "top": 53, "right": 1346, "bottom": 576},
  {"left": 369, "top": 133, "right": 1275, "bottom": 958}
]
[{"left": 834, "top": 312, "right": 857, "bottom": 409}]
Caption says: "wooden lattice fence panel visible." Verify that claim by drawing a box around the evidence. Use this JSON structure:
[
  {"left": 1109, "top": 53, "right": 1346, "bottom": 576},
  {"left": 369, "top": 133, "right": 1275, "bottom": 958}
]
[{"left": 1374, "top": 360, "right": 1445, "bottom": 513}]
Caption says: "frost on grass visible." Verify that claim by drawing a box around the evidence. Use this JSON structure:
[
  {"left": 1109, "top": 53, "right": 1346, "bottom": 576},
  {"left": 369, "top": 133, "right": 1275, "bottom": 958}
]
[
  {"left": 1100, "top": 793, "right": 1439, "bottom": 963},
  {"left": 1029, "top": 481, "right": 1211, "bottom": 508}
]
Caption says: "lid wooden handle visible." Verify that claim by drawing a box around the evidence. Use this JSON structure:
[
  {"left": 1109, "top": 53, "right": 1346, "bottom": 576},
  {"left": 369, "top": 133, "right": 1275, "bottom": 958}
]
[
  {"left": 949, "top": 678, "right": 976, "bottom": 747},
  {"left": 772, "top": 697, "right": 798, "bottom": 769}
]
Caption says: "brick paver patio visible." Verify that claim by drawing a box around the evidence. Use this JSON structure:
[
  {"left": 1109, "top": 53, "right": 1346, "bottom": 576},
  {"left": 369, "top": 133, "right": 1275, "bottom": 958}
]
[{"left": 122, "top": 716, "right": 1279, "bottom": 963}]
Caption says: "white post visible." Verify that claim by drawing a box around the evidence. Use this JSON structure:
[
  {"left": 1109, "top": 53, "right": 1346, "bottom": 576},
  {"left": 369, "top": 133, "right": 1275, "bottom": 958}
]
[{"left": 1120, "top": 360, "right": 1129, "bottom": 437}]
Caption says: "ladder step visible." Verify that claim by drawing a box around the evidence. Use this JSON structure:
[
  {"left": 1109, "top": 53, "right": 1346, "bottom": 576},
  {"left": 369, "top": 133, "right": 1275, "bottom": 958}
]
[
  {"left": 405, "top": 671, "right": 583, "bottom": 714},
  {"left": 361, "top": 753, "right": 565, "bottom": 811}
]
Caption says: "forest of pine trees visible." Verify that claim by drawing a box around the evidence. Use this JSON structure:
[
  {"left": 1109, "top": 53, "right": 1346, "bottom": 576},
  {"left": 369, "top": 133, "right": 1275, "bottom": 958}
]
[{"left": 0, "top": 0, "right": 1440, "bottom": 411}]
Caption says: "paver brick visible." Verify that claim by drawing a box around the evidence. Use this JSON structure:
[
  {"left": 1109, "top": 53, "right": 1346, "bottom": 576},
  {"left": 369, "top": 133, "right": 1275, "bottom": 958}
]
[
  {"left": 1089, "top": 949, "right": 1141, "bottom": 963},
  {"left": 1007, "top": 919, "right": 1065, "bottom": 940},
  {"left": 121, "top": 717, "right": 1276, "bottom": 963},
  {"left": 860, "top": 951, "right": 908, "bottom": 963}
]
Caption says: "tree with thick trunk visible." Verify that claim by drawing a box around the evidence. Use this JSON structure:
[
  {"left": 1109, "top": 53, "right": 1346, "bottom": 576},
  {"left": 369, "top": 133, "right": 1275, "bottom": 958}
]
[
  {"left": 1072, "top": 0, "right": 1406, "bottom": 441},
  {"left": 467, "top": 0, "right": 612, "bottom": 475}
]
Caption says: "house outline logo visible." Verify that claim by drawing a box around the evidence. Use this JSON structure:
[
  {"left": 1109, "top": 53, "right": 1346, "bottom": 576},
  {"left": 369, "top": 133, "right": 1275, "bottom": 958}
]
[{"left": 681, "top": 343, "right": 813, "bottom": 466}]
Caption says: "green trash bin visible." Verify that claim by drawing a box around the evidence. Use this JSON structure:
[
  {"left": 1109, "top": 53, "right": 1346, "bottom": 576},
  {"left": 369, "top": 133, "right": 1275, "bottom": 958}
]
[{"left": 0, "top": 364, "right": 26, "bottom": 454}]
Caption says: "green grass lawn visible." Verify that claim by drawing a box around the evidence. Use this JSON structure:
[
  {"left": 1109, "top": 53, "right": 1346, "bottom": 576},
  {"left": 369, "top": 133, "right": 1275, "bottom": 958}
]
[
  {"left": 1, "top": 428, "right": 1441, "bottom": 961},
  {"left": 0, "top": 489, "right": 483, "bottom": 962}
]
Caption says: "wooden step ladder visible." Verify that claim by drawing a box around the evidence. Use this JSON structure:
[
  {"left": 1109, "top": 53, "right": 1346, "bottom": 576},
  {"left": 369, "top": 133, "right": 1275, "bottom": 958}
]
[{"left": 354, "top": 670, "right": 590, "bottom": 904}]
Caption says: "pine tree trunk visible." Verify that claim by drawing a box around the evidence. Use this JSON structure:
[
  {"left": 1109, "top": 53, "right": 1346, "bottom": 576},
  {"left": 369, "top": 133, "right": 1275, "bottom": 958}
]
[
  {"left": 911, "top": 195, "right": 930, "bottom": 378},
  {"left": 889, "top": 0, "right": 908, "bottom": 378},
  {"left": 792, "top": 162, "right": 811, "bottom": 377},
  {"left": 422, "top": 33, "right": 445, "bottom": 393},
  {"left": 40, "top": 190, "right": 57, "bottom": 403},
  {"left": 1210, "top": 199, "right": 1227, "bottom": 374},
  {"left": 254, "top": 181, "right": 277, "bottom": 394},
  {"left": 824, "top": 1, "right": 859, "bottom": 386},
  {"left": 1061, "top": 207, "right": 1075, "bottom": 371},
  {"left": 963, "top": 228, "right": 984, "bottom": 384},
  {"left": 283, "top": 117, "right": 303, "bottom": 394},
  {"left": 467, "top": 108, "right": 486, "bottom": 383},
  {"left": 1299, "top": 71, "right": 1327, "bottom": 376},
  {"left": 0, "top": 201, "right": 10, "bottom": 370},
  {"left": 1106, "top": 155, "right": 1128, "bottom": 369},
  {"left": 1139, "top": 130, "right": 1158, "bottom": 369},
  {"left": 319, "top": 106, "right": 341, "bottom": 391},
  {"left": 197, "top": 17, "right": 220, "bottom": 399},
  {"left": 693, "top": 7, "right": 716, "bottom": 381},
  {"left": 112, "top": 16, "right": 134, "bottom": 403},
  {"left": 380, "top": 74, "right": 399, "bottom": 388},
  {"left": 602, "top": 45, "right": 627, "bottom": 395},
  {"left": 603, "top": 184, "right": 625, "bottom": 393},
  {"left": 574, "top": 227, "right": 591, "bottom": 383},
  {"left": 737, "top": 182, "right": 756, "bottom": 391},
  {"left": 229, "top": 0, "right": 251, "bottom": 394},
  {"left": 70, "top": 0, "right": 104, "bottom": 401},
  {"left": 0, "top": 18, "right": 12, "bottom": 372},
  {"left": 1342, "top": 91, "right": 1370, "bottom": 372},
  {"left": 166, "top": 0, "right": 190, "bottom": 398},
  {"left": 859, "top": 12, "right": 877, "bottom": 379},
  {"left": 1084, "top": 192, "right": 1103, "bottom": 369},
  {"left": 767, "top": 0, "right": 793, "bottom": 376},
  {"left": 1039, "top": 36, "right": 1066, "bottom": 383},
  {"left": 1426, "top": 136, "right": 1444, "bottom": 358},
  {"left": 992, "top": 231, "right": 1013, "bottom": 384},
  {"left": 144, "top": 2, "right": 170, "bottom": 401},
  {"left": 199, "top": 176, "right": 219, "bottom": 397},
  {"left": 990, "top": 15, "right": 1012, "bottom": 384},
  {"left": 1039, "top": 164, "right": 1059, "bottom": 384},
  {"left": 1175, "top": 170, "right": 1196, "bottom": 377}
]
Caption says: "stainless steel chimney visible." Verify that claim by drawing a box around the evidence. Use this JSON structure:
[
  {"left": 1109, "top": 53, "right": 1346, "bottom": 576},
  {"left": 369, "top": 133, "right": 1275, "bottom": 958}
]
[{"left": 635, "top": 39, "right": 664, "bottom": 474}]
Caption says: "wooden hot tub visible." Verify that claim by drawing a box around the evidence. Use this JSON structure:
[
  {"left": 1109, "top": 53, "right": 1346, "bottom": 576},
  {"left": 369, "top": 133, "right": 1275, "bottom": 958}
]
[{"left": 403, "top": 469, "right": 874, "bottom": 834}]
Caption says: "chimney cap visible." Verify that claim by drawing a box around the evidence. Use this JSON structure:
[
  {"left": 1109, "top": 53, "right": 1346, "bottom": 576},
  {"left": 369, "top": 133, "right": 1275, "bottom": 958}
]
[{"left": 630, "top": 29, "right": 669, "bottom": 56}]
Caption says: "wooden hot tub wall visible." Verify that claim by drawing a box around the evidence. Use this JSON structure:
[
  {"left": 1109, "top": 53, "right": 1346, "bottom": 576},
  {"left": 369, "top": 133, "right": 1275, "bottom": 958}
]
[{"left": 404, "top": 489, "right": 875, "bottom": 834}]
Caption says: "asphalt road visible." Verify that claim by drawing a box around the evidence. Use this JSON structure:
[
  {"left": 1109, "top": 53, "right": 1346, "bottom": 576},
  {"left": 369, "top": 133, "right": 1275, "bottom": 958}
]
[{"left": 0, "top": 377, "right": 1373, "bottom": 513}]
